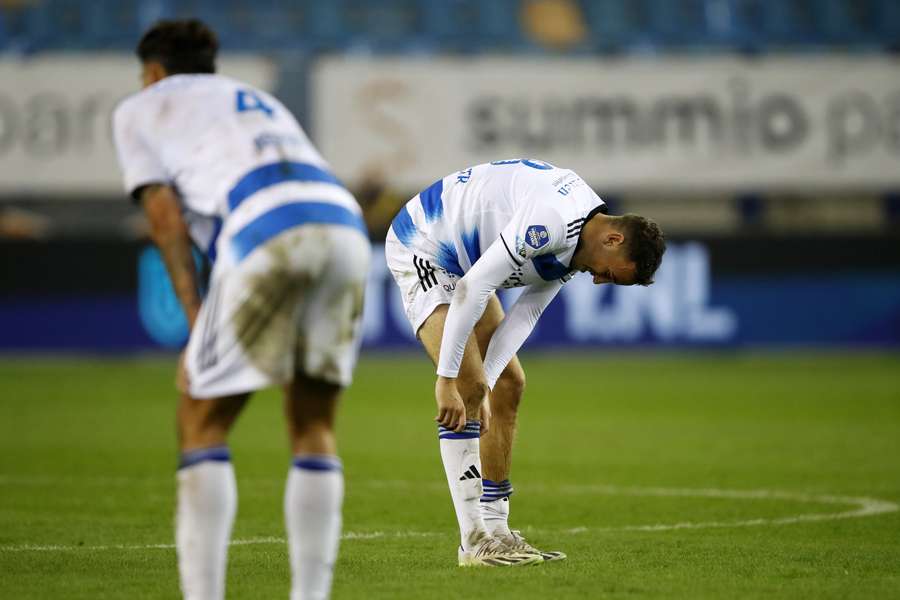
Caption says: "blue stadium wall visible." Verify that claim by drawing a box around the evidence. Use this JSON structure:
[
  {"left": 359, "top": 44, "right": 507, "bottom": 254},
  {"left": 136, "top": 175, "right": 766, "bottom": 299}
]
[{"left": 2, "top": 236, "right": 898, "bottom": 352}]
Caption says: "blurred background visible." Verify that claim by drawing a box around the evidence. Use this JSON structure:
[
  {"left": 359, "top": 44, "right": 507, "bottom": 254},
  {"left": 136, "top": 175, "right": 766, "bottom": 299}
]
[{"left": 1, "top": 0, "right": 899, "bottom": 352}]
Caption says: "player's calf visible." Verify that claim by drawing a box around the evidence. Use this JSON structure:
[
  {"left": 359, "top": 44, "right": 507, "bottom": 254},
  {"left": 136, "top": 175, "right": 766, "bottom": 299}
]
[
  {"left": 176, "top": 393, "right": 248, "bottom": 451},
  {"left": 458, "top": 379, "right": 490, "bottom": 419},
  {"left": 283, "top": 374, "right": 344, "bottom": 600}
]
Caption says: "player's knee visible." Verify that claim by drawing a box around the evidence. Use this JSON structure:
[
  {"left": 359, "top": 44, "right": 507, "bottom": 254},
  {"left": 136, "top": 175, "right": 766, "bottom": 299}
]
[{"left": 494, "top": 369, "right": 526, "bottom": 411}]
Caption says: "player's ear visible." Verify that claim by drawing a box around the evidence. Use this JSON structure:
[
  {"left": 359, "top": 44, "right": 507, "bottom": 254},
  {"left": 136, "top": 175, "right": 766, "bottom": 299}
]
[{"left": 604, "top": 230, "right": 625, "bottom": 247}]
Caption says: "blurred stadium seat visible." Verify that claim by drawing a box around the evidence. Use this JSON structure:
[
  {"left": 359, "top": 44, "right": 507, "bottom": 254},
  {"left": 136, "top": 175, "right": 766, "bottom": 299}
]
[{"left": 1, "top": 0, "right": 898, "bottom": 54}]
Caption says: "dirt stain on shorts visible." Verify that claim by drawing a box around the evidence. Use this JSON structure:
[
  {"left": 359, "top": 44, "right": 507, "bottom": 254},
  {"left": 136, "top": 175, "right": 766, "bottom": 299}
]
[{"left": 232, "top": 229, "right": 329, "bottom": 380}]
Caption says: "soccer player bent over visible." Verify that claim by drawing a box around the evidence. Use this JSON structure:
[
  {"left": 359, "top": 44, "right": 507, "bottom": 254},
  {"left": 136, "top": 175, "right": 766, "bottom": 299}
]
[
  {"left": 385, "top": 159, "right": 665, "bottom": 566},
  {"left": 112, "top": 20, "right": 370, "bottom": 599}
]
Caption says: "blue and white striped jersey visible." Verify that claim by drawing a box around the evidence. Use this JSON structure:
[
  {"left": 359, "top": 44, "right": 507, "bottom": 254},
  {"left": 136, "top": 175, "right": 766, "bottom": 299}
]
[
  {"left": 389, "top": 159, "right": 606, "bottom": 288},
  {"left": 113, "top": 74, "right": 363, "bottom": 265}
]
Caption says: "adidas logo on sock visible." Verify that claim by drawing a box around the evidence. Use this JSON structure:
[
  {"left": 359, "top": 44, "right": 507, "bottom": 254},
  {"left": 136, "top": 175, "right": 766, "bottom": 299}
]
[{"left": 459, "top": 465, "right": 481, "bottom": 481}]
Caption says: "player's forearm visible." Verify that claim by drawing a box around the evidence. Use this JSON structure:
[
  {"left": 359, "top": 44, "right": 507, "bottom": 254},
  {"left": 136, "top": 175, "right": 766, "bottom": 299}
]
[
  {"left": 152, "top": 228, "right": 202, "bottom": 329},
  {"left": 141, "top": 184, "right": 202, "bottom": 329},
  {"left": 482, "top": 284, "right": 560, "bottom": 388},
  {"left": 482, "top": 306, "right": 540, "bottom": 389}
]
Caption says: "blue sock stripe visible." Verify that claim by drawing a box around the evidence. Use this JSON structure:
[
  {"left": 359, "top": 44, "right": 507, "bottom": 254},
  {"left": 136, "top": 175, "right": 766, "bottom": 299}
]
[
  {"left": 481, "top": 478, "right": 514, "bottom": 501},
  {"left": 438, "top": 421, "right": 480, "bottom": 431},
  {"left": 438, "top": 420, "right": 480, "bottom": 439},
  {"left": 178, "top": 446, "right": 231, "bottom": 470},
  {"left": 292, "top": 454, "right": 343, "bottom": 472},
  {"left": 439, "top": 431, "right": 480, "bottom": 440},
  {"left": 482, "top": 478, "right": 511, "bottom": 489}
]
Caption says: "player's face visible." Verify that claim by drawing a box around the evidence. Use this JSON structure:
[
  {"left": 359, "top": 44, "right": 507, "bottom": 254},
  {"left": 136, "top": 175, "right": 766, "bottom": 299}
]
[
  {"left": 579, "top": 251, "right": 637, "bottom": 285},
  {"left": 576, "top": 234, "right": 637, "bottom": 286}
]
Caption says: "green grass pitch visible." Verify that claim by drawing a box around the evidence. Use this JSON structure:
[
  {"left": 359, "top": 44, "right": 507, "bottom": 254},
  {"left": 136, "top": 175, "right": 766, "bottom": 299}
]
[{"left": 1, "top": 352, "right": 899, "bottom": 599}]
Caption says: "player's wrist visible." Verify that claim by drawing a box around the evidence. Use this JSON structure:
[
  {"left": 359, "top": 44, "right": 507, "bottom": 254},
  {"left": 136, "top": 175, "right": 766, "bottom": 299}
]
[
  {"left": 435, "top": 360, "right": 456, "bottom": 376},
  {"left": 436, "top": 374, "right": 459, "bottom": 391}
]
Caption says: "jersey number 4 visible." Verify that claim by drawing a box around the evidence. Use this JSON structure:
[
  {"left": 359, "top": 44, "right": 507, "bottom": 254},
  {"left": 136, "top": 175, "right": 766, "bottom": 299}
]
[{"left": 236, "top": 90, "right": 274, "bottom": 118}]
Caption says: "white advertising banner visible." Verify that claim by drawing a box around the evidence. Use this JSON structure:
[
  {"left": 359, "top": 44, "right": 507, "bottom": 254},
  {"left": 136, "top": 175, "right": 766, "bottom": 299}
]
[
  {"left": 0, "top": 54, "right": 276, "bottom": 195},
  {"left": 312, "top": 56, "right": 900, "bottom": 191}
]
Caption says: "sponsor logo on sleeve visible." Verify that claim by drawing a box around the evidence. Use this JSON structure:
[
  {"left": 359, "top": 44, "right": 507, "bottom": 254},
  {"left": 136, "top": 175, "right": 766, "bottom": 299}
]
[{"left": 525, "top": 225, "right": 550, "bottom": 250}]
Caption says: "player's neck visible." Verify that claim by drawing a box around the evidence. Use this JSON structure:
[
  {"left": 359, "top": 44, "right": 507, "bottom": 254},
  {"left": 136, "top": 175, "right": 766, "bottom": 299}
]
[{"left": 572, "top": 214, "right": 609, "bottom": 270}]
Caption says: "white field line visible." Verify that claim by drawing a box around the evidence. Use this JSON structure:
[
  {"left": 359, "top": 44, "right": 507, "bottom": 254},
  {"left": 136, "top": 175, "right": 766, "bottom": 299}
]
[{"left": 0, "top": 480, "right": 896, "bottom": 553}]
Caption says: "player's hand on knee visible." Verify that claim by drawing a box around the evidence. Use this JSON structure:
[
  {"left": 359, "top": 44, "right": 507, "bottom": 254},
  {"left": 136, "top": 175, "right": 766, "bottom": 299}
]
[{"left": 435, "top": 376, "right": 467, "bottom": 432}]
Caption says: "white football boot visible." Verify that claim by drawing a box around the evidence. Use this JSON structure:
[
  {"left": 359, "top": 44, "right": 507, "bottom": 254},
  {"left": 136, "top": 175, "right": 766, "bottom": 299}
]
[
  {"left": 457, "top": 535, "right": 543, "bottom": 567},
  {"left": 497, "top": 530, "right": 567, "bottom": 562}
]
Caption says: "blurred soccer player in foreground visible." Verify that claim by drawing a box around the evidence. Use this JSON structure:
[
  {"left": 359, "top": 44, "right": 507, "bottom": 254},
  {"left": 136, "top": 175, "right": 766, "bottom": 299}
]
[
  {"left": 113, "top": 20, "right": 370, "bottom": 599},
  {"left": 386, "top": 159, "right": 665, "bottom": 566}
]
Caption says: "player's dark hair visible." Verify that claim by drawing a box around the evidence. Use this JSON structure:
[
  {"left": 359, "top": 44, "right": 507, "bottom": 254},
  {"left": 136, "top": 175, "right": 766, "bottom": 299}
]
[
  {"left": 137, "top": 19, "right": 218, "bottom": 75},
  {"left": 618, "top": 214, "right": 666, "bottom": 286}
]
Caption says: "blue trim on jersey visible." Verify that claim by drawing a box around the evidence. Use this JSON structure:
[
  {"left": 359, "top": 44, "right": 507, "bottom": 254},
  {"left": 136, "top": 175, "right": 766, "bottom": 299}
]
[
  {"left": 292, "top": 455, "right": 343, "bottom": 472},
  {"left": 419, "top": 178, "right": 444, "bottom": 222},
  {"left": 532, "top": 253, "right": 572, "bottom": 281},
  {"left": 437, "top": 241, "right": 464, "bottom": 277},
  {"left": 231, "top": 201, "right": 367, "bottom": 261},
  {"left": 228, "top": 161, "right": 342, "bottom": 212},
  {"left": 206, "top": 216, "right": 223, "bottom": 264},
  {"left": 391, "top": 204, "right": 417, "bottom": 246},
  {"left": 178, "top": 446, "right": 231, "bottom": 470},
  {"left": 461, "top": 228, "right": 481, "bottom": 266}
]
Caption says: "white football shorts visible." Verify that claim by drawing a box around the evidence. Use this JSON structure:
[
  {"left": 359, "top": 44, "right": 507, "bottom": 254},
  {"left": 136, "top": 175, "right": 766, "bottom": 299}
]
[
  {"left": 385, "top": 227, "right": 460, "bottom": 336},
  {"left": 186, "top": 223, "right": 371, "bottom": 399}
]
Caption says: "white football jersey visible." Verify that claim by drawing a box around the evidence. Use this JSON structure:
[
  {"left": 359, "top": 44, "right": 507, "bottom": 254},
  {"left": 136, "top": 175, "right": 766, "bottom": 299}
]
[
  {"left": 390, "top": 159, "right": 606, "bottom": 288},
  {"left": 112, "top": 74, "right": 358, "bottom": 262}
]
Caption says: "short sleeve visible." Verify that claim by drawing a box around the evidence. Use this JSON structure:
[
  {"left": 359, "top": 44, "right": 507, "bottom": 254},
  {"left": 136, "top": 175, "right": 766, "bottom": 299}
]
[
  {"left": 112, "top": 98, "right": 169, "bottom": 199},
  {"left": 499, "top": 200, "right": 568, "bottom": 266}
]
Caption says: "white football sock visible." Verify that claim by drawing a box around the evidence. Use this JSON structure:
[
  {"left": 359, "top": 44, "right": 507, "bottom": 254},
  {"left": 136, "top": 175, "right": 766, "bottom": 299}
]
[
  {"left": 481, "top": 480, "right": 514, "bottom": 537},
  {"left": 438, "top": 420, "right": 489, "bottom": 551},
  {"left": 176, "top": 447, "right": 237, "bottom": 600},
  {"left": 481, "top": 497, "right": 512, "bottom": 537},
  {"left": 285, "top": 455, "right": 344, "bottom": 600}
]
